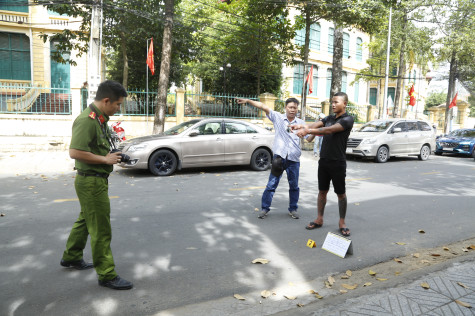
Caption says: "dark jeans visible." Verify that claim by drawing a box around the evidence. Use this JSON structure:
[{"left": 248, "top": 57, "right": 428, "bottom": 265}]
[{"left": 261, "top": 156, "right": 300, "bottom": 212}]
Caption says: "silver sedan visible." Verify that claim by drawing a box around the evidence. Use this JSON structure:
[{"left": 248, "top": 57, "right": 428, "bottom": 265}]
[{"left": 118, "top": 118, "right": 274, "bottom": 176}]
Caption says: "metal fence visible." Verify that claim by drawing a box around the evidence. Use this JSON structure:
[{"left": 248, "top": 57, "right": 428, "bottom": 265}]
[
  {"left": 0, "top": 84, "right": 71, "bottom": 115},
  {"left": 116, "top": 91, "right": 176, "bottom": 116},
  {"left": 347, "top": 104, "right": 369, "bottom": 123},
  {"left": 184, "top": 93, "right": 262, "bottom": 119}
]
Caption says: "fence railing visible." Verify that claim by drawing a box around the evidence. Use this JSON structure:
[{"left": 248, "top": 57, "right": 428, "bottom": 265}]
[
  {"left": 115, "top": 91, "right": 176, "bottom": 116},
  {"left": 347, "top": 105, "right": 369, "bottom": 123},
  {"left": 0, "top": 84, "right": 71, "bottom": 115},
  {"left": 185, "top": 93, "right": 262, "bottom": 119}
]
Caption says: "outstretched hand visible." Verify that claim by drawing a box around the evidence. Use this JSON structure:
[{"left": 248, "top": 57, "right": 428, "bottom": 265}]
[{"left": 236, "top": 98, "right": 248, "bottom": 105}]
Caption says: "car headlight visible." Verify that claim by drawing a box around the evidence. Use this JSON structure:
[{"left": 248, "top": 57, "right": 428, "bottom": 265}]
[
  {"left": 361, "top": 138, "right": 377, "bottom": 145},
  {"left": 127, "top": 143, "right": 149, "bottom": 152}
]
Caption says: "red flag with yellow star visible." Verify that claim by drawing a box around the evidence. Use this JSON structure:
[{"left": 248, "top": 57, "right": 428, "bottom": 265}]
[{"left": 409, "top": 85, "right": 416, "bottom": 106}]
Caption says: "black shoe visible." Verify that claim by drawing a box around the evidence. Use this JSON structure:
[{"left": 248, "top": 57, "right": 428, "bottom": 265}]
[
  {"left": 98, "top": 276, "right": 133, "bottom": 290},
  {"left": 60, "top": 259, "right": 94, "bottom": 270}
]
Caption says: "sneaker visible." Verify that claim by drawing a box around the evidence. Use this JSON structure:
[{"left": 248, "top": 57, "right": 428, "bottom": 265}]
[
  {"left": 289, "top": 210, "right": 299, "bottom": 219},
  {"left": 98, "top": 276, "right": 133, "bottom": 290},
  {"left": 258, "top": 210, "right": 269, "bottom": 219}
]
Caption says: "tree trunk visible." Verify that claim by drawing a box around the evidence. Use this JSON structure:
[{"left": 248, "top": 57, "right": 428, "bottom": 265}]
[
  {"left": 119, "top": 32, "right": 128, "bottom": 114},
  {"left": 256, "top": 28, "right": 261, "bottom": 95},
  {"left": 300, "top": 7, "right": 311, "bottom": 121},
  {"left": 393, "top": 13, "right": 407, "bottom": 118},
  {"left": 153, "top": 0, "right": 174, "bottom": 134},
  {"left": 444, "top": 51, "right": 457, "bottom": 133},
  {"left": 330, "top": 26, "right": 343, "bottom": 107}
]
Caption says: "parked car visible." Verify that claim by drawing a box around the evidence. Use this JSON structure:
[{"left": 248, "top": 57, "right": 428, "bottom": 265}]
[
  {"left": 346, "top": 119, "right": 436, "bottom": 163},
  {"left": 117, "top": 118, "right": 274, "bottom": 176},
  {"left": 435, "top": 128, "right": 475, "bottom": 157}
]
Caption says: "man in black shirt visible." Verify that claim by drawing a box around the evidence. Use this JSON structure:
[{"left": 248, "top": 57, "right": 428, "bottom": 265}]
[{"left": 292, "top": 92, "right": 354, "bottom": 236}]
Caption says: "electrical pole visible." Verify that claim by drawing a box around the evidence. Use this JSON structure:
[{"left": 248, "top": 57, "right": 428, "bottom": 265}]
[
  {"left": 87, "top": 0, "right": 103, "bottom": 104},
  {"left": 382, "top": 6, "right": 392, "bottom": 119}
]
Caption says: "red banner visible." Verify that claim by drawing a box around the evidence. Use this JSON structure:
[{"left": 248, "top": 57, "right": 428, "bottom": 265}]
[
  {"left": 306, "top": 65, "right": 313, "bottom": 94},
  {"left": 449, "top": 92, "right": 458, "bottom": 109},
  {"left": 409, "top": 85, "right": 416, "bottom": 106},
  {"left": 147, "top": 38, "right": 154, "bottom": 75}
]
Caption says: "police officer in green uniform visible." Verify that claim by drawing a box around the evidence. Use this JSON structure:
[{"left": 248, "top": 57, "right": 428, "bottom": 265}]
[{"left": 60, "top": 80, "right": 133, "bottom": 290}]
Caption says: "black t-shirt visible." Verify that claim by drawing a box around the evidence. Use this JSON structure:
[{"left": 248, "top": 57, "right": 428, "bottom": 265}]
[{"left": 320, "top": 113, "right": 354, "bottom": 161}]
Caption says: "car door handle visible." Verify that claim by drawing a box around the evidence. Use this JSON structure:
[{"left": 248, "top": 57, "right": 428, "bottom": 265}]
[{"left": 252, "top": 136, "right": 258, "bottom": 139}]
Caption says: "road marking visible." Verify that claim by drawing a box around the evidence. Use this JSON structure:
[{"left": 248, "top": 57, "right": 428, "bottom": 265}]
[
  {"left": 229, "top": 186, "right": 265, "bottom": 191},
  {"left": 346, "top": 177, "right": 373, "bottom": 182},
  {"left": 54, "top": 196, "right": 119, "bottom": 203},
  {"left": 420, "top": 172, "right": 440, "bottom": 175}
]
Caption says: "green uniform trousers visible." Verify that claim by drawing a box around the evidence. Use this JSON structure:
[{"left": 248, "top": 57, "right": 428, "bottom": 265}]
[{"left": 62, "top": 175, "right": 117, "bottom": 281}]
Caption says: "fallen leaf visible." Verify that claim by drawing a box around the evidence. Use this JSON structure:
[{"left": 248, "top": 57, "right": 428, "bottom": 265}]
[
  {"left": 234, "top": 294, "right": 246, "bottom": 300},
  {"left": 308, "top": 289, "right": 316, "bottom": 294},
  {"left": 421, "top": 260, "right": 430, "bottom": 264},
  {"left": 261, "top": 290, "right": 272, "bottom": 298},
  {"left": 421, "top": 282, "right": 430, "bottom": 289},
  {"left": 328, "top": 276, "right": 335, "bottom": 285},
  {"left": 254, "top": 208, "right": 259, "bottom": 212},
  {"left": 346, "top": 270, "right": 352, "bottom": 277},
  {"left": 341, "top": 275, "right": 349, "bottom": 279},
  {"left": 0, "top": 213, "right": 5, "bottom": 217},
  {"left": 339, "top": 290, "right": 348, "bottom": 294},
  {"left": 252, "top": 258, "right": 269, "bottom": 264},
  {"left": 363, "top": 282, "right": 372, "bottom": 287},
  {"left": 468, "top": 245, "right": 475, "bottom": 250},
  {"left": 396, "top": 242, "right": 406, "bottom": 245},
  {"left": 315, "top": 292, "right": 323, "bottom": 299},
  {"left": 342, "top": 284, "right": 358, "bottom": 290},
  {"left": 394, "top": 258, "right": 403, "bottom": 263},
  {"left": 455, "top": 300, "right": 471, "bottom": 308},
  {"left": 431, "top": 253, "right": 441, "bottom": 257},
  {"left": 284, "top": 295, "right": 297, "bottom": 300},
  {"left": 297, "top": 303, "right": 304, "bottom": 307},
  {"left": 324, "top": 281, "right": 332, "bottom": 289},
  {"left": 215, "top": 174, "right": 221, "bottom": 177},
  {"left": 418, "top": 229, "right": 425, "bottom": 234},
  {"left": 457, "top": 282, "right": 470, "bottom": 289},
  {"left": 376, "top": 278, "right": 388, "bottom": 281},
  {"left": 443, "top": 247, "right": 449, "bottom": 251},
  {"left": 395, "top": 271, "right": 401, "bottom": 276},
  {"left": 413, "top": 253, "right": 420, "bottom": 258},
  {"left": 369, "top": 270, "right": 377, "bottom": 276}
]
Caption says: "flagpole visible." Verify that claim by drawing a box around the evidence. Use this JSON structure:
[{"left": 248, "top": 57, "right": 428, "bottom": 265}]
[{"left": 382, "top": 6, "right": 392, "bottom": 119}]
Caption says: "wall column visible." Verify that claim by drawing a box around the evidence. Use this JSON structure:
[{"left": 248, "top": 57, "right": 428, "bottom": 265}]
[{"left": 175, "top": 88, "right": 185, "bottom": 125}]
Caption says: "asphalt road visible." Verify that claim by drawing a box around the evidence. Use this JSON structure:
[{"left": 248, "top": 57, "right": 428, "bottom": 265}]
[{"left": 1, "top": 152, "right": 474, "bottom": 316}]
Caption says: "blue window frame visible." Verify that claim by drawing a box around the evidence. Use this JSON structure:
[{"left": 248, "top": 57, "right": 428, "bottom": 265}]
[
  {"left": 343, "top": 32, "right": 350, "bottom": 59},
  {"left": 356, "top": 37, "right": 362, "bottom": 61},
  {"left": 342, "top": 71, "right": 347, "bottom": 93},
  {"left": 354, "top": 80, "right": 359, "bottom": 103},
  {"left": 0, "top": 32, "right": 31, "bottom": 80},
  {"left": 326, "top": 68, "right": 332, "bottom": 98},
  {"left": 369, "top": 88, "right": 377, "bottom": 105},
  {"left": 293, "top": 63, "right": 304, "bottom": 94},
  {"left": 295, "top": 28, "right": 305, "bottom": 46},
  {"left": 328, "top": 27, "right": 334, "bottom": 54},
  {"left": 310, "top": 23, "right": 321, "bottom": 51},
  {"left": 0, "top": 0, "right": 28, "bottom": 13}
]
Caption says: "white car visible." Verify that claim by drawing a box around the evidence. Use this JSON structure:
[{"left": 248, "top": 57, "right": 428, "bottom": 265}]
[{"left": 346, "top": 119, "right": 436, "bottom": 163}]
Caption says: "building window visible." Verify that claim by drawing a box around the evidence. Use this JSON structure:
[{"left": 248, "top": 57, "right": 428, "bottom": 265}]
[
  {"left": 0, "top": 32, "right": 31, "bottom": 80},
  {"left": 295, "top": 28, "right": 305, "bottom": 46},
  {"left": 356, "top": 37, "right": 362, "bottom": 61},
  {"left": 310, "top": 23, "right": 321, "bottom": 51},
  {"left": 342, "top": 72, "right": 347, "bottom": 93},
  {"left": 354, "top": 80, "right": 359, "bottom": 103},
  {"left": 328, "top": 27, "right": 334, "bottom": 54},
  {"left": 293, "top": 63, "right": 304, "bottom": 94},
  {"left": 369, "top": 88, "right": 377, "bottom": 105},
  {"left": 343, "top": 32, "right": 350, "bottom": 59},
  {"left": 0, "top": 0, "right": 28, "bottom": 13},
  {"left": 388, "top": 87, "right": 395, "bottom": 104},
  {"left": 326, "top": 68, "right": 332, "bottom": 98}
]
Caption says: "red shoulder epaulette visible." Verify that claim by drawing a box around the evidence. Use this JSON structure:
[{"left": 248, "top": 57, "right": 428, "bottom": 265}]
[
  {"left": 98, "top": 115, "right": 105, "bottom": 124},
  {"left": 89, "top": 112, "right": 96, "bottom": 119}
]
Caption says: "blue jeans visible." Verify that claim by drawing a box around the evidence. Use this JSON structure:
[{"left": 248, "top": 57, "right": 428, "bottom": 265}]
[{"left": 262, "top": 156, "right": 300, "bottom": 212}]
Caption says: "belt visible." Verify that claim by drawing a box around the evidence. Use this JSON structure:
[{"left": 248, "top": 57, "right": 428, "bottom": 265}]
[{"left": 77, "top": 171, "right": 109, "bottom": 179}]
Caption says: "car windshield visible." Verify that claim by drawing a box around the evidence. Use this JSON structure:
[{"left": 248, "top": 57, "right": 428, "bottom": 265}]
[
  {"left": 448, "top": 129, "right": 475, "bottom": 138},
  {"left": 358, "top": 120, "right": 393, "bottom": 132},
  {"left": 163, "top": 120, "right": 200, "bottom": 135}
]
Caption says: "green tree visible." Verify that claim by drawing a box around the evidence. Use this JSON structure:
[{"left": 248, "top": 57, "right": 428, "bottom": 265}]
[{"left": 425, "top": 91, "right": 446, "bottom": 109}]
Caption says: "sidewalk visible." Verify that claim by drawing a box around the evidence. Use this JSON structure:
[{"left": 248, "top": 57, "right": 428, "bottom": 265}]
[
  {"left": 275, "top": 252, "right": 475, "bottom": 316},
  {"left": 0, "top": 150, "right": 74, "bottom": 178}
]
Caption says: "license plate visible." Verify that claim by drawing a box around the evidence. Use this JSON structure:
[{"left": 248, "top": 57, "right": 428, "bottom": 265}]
[{"left": 442, "top": 147, "right": 452, "bottom": 151}]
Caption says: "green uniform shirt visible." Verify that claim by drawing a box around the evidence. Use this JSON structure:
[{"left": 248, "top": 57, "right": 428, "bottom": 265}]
[{"left": 70, "top": 104, "right": 113, "bottom": 174}]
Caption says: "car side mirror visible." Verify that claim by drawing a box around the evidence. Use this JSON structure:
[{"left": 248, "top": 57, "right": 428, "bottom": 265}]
[
  {"left": 189, "top": 131, "right": 199, "bottom": 137},
  {"left": 392, "top": 127, "right": 402, "bottom": 133}
]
